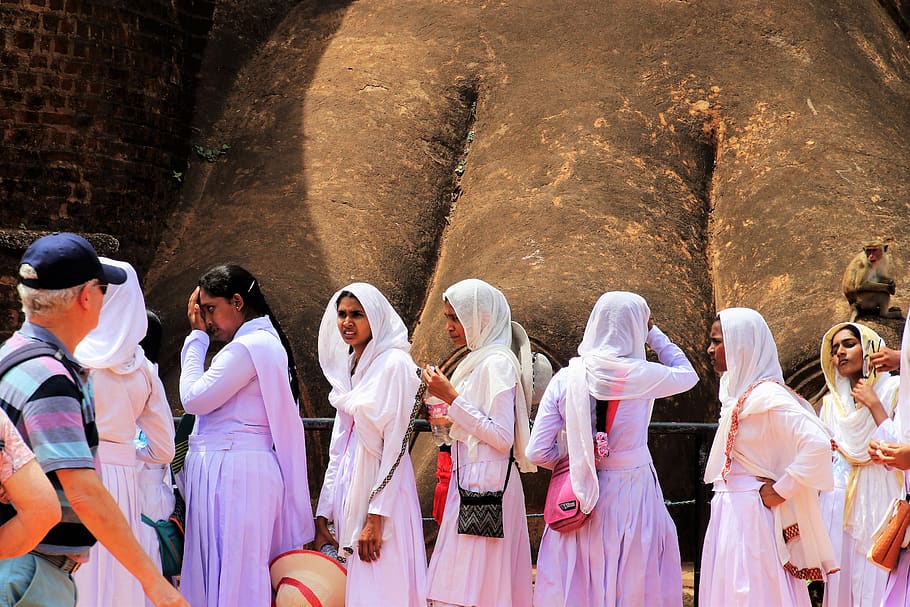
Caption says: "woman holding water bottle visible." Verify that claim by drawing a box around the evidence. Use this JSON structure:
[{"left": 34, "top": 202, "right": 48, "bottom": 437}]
[
  {"left": 423, "top": 278, "right": 536, "bottom": 607},
  {"left": 314, "top": 283, "right": 427, "bottom": 606}
]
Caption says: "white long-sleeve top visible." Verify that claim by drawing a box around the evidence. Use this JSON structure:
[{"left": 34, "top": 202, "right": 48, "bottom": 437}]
[
  {"left": 179, "top": 329, "right": 269, "bottom": 433},
  {"left": 448, "top": 353, "right": 517, "bottom": 493},
  {"left": 92, "top": 362, "right": 174, "bottom": 465},
  {"left": 180, "top": 316, "right": 314, "bottom": 549},
  {"left": 317, "top": 349, "right": 420, "bottom": 548},
  {"left": 528, "top": 325, "right": 697, "bottom": 468}
]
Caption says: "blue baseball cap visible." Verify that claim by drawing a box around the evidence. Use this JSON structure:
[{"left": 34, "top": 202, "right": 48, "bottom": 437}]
[{"left": 18, "top": 232, "right": 128, "bottom": 290}]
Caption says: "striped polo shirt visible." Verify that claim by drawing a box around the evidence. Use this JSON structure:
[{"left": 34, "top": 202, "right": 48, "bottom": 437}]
[{"left": 0, "top": 321, "right": 98, "bottom": 555}]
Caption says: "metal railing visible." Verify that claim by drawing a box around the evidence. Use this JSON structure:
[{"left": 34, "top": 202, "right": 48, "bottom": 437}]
[
  {"left": 300, "top": 417, "right": 717, "bottom": 596},
  {"left": 175, "top": 415, "right": 717, "bottom": 595}
]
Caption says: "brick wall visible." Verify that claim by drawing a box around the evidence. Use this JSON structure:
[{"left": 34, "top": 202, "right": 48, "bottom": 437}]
[
  {"left": 0, "top": 0, "right": 215, "bottom": 272},
  {"left": 0, "top": 228, "right": 119, "bottom": 339}
]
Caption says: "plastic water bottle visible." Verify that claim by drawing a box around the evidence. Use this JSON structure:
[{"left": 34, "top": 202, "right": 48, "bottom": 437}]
[
  {"left": 133, "top": 429, "right": 148, "bottom": 449},
  {"left": 320, "top": 543, "right": 342, "bottom": 562},
  {"left": 427, "top": 397, "right": 452, "bottom": 446}
]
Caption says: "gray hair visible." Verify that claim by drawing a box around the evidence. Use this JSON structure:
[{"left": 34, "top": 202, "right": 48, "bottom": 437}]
[{"left": 18, "top": 282, "right": 88, "bottom": 318}]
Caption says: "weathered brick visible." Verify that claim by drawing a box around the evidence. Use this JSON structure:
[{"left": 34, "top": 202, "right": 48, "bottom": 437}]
[
  {"left": 1, "top": 52, "right": 20, "bottom": 68},
  {"left": 14, "top": 31, "right": 34, "bottom": 50},
  {"left": 15, "top": 73, "right": 37, "bottom": 88},
  {"left": 57, "top": 16, "right": 73, "bottom": 34},
  {"left": 25, "top": 94, "right": 42, "bottom": 110},
  {"left": 40, "top": 112, "right": 74, "bottom": 126},
  {"left": 0, "top": 0, "right": 217, "bottom": 321},
  {"left": 1, "top": 88, "right": 24, "bottom": 104}
]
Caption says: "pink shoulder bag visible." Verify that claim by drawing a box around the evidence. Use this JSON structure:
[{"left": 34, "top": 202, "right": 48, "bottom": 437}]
[{"left": 543, "top": 399, "right": 618, "bottom": 533}]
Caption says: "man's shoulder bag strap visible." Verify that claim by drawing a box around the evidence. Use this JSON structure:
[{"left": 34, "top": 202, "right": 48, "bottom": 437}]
[{"left": 0, "top": 341, "right": 81, "bottom": 388}]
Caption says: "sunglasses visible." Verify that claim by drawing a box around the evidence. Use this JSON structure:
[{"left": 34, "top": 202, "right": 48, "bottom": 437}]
[{"left": 96, "top": 281, "right": 108, "bottom": 295}]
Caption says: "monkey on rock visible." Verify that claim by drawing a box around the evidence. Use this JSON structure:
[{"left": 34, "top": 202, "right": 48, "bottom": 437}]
[{"left": 842, "top": 240, "right": 903, "bottom": 322}]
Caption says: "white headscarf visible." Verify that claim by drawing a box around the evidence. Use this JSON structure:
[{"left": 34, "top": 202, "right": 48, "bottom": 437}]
[
  {"left": 565, "top": 292, "right": 673, "bottom": 513},
  {"left": 318, "top": 282, "right": 412, "bottom": 394},
  {"left": 317, "top": 283, "right": 420, "bottom": 550},
  {"left": 444, "top": 279, "right": 535, "bottom": 473},
  {"left": 704, "top": 307, "right": 837, "bottom": 580},
  {"left": 75, "top": 258, "right": 148, "bottom": 374},
  {"left": 819, "top": 322, "right": 894, "bottom": 461},
  {"left": 716, "top": 307, "right": 785, "bottom": 410},
  {"left": 705, "top": 307, "right": 798, "bottom": 480}
]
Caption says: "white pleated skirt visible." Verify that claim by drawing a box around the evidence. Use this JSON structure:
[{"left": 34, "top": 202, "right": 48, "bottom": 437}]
[
  {"left": 533, "top": 462, "right": 682, "bottom": 607},
  {"left": 137, "top": 461, "right": 177, "bottom": 607},
  {"left": 883, "top": 550, "right": 910, "bottom": 607},
  {"left": 179, "top": 432, "right": 282, "bottom": 607},
  {"left": 73, "top": 458, "right": 146, "bottom": 607},
  {"left": 818, "top": 486, "right": 888, "bottom": 607},
  {"left": 699, "top": 474, "right": 810, "bottom": 607}
]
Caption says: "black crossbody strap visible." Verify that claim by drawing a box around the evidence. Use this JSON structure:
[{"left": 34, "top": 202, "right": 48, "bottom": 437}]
[{"left": 455, "top": 444, "right": 514, "bottom": 493}]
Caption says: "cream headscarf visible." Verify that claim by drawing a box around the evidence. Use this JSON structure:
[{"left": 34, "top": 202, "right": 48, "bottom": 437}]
[
  {"left": 704, "top": 308, "right": 837, "bottom": 581},
  {"left": 75, "top": 257, "right": 148, "bottom": 374},
  {"left": 566, "top": 292, "right": 676, "bottom": 513},
  {"left": 317, "top": 283, "right": 420, "bottom": 550},
  {"left": 444, "top": 279, "right": 535, "bottom": 473},
  {"left": 818, "top": 322, "right": 901, "bottom": 551}
]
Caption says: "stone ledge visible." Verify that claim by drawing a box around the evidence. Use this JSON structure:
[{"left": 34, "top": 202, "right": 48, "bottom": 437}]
[{"left": 0, "top": 229, "right": 119, "bottom": 256}]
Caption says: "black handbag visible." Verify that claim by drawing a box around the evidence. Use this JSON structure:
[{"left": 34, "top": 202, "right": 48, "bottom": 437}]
[{"left": 455, "top": 448, "right": 513, "bottom": 538}]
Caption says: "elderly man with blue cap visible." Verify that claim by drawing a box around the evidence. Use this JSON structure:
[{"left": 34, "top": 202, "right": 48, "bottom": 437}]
[{"left": 0, "top": 233, "right": 188, "bottom": 607}]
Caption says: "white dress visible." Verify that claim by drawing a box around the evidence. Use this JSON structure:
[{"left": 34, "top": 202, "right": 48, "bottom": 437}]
[
  {"left": 316, "top": 349, "right": 427, "bottom": 607},
  {"left": 73, "top": 362, "right": 175, "bottom": 607},
  {"left": 179, "top": 318, "right": 313, "bottom": 607},
  {"left": 426, "top": 354, "right": 533, "bottom": 607},
  {"left": 700, "top": 405, "right": 832, "bottom": 606},
  {"left": 527, "top": 326, "right": 694, "bottom": 607}
]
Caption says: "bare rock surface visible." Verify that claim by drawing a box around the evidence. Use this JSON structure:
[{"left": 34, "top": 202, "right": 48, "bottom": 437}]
[
  {"left": 148, "top": 0, "right": 910, "bottom": 412},
  {"left": 143, "top": 0, "right": 910, "bottom": 554}
]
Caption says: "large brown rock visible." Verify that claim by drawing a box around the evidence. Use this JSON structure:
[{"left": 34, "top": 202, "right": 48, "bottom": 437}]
[
  {"left": 140, "top": 0, "right": 910, "bottom": 557},
  {"left": 147, "top": 0, "right": 910, "bottom": 411}
]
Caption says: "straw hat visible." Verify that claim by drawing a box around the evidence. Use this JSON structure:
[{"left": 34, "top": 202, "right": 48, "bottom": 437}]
[{"left": 269, "top": 549, "right": 347, "bottom": 607}]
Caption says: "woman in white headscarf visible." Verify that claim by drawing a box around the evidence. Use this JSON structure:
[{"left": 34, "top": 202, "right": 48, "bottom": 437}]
[
  {"left": 314, "top": 283, "right": 427, "bottom": 606},
  {"left": 526, "top": 291, "right": 698, "bottom": 606},
  {"left": 700, "top": 308, "right": 837, "bottom": 607},
  {"left": 422, "top": 278, "right": 535, "bottom": 607},
  {"left": 72, "top": 259, "right": 175, "bottom": 606},
  {"left": 816, "top": 322, "right": 900, "bottom": 607}
]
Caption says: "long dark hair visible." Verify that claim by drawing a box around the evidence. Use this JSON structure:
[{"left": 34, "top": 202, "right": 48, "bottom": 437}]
[
  {"left": 140, "top": 309, "right": 163, "bottom": 365},
  {"left": 198, "top": 264, "right": 301, "bottom": 402}
]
